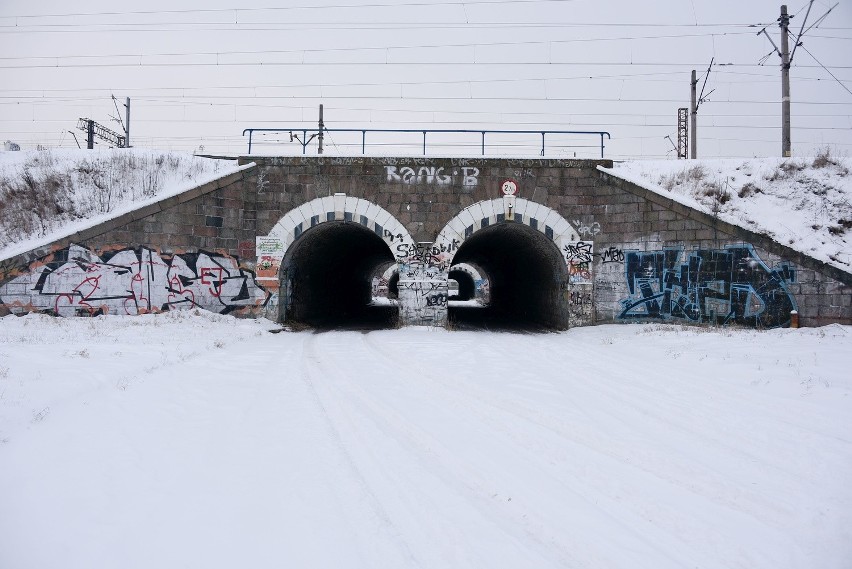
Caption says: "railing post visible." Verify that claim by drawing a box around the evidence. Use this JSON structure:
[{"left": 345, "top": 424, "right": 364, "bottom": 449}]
[{"left": 240, "top": 127, "right": 610, "bottom": 157}]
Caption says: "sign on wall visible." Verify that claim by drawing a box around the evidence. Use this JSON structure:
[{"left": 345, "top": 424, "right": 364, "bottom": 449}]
[{"left": 256, "top": 237, "right": 285, "bottom": 281}]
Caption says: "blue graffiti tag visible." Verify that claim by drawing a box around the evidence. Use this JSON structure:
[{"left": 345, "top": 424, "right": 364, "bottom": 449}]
[{"left": 618, "top": 245, "right": 797, "bottom": 328}]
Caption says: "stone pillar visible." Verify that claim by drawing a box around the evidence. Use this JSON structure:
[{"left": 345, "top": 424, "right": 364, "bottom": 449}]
[{"left": 397, "top": 242, "right": 448, "bottom": 327}]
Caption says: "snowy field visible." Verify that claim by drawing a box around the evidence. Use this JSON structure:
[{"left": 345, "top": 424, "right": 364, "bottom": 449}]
[{"left": 1, "top": 312, "right": 851, "bottom": 569}]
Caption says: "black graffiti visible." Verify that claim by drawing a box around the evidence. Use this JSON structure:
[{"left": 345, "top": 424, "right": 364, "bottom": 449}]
[
  {"left": 426, "top": 293, "right": 448, "bottom": 307},
  {"left": 564, "top": 242, "right": 624, "bottom": 265},
  {"left": 599, "top": 246, "right": 625, "bottom": 264},
  {"left": 396, "top": 242, "right": 450, "bottom": 272},
  {"left": 569, "top": 291, "right": 592, "bottom": 306},
  {"left": 383, "top": 229, "right": 406, "bottom": 243},
  {"left": 618, "top": 245, "right": 797, "bottom": 328},
  {"left": 431, "top": 240, "right": 460, "bottom": 256},
  {"left": 396, "top": 240, "right": 459, "bottom": 260},
  {"left": 564, "top": 241, "right": 594, "bottom": 265}
]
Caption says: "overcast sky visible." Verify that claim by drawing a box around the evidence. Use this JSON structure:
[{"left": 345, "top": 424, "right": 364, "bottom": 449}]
[{"left": 1, "top": 0, "right": 850, "bottom": 159}]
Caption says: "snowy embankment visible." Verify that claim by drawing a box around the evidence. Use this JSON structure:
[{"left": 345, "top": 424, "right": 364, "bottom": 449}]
[
  {"left": 1, "top": 312, "right": 850, "bottom": 569},
  {"left": 606, "top": 152, "right": 852, "bottom": 274},
  {"left": 0, "top": 149, "right": 244, "bottom": 261}
]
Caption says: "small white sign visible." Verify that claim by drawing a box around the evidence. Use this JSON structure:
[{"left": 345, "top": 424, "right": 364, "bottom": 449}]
[
  {"left": 256, "top": 236, "right": 285, "bottom": 257},
  {"left": 501, "top": 179, "right": 518, "bottom": 196}
]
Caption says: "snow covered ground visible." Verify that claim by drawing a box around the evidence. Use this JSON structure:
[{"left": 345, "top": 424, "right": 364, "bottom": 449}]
[
  {"left": 1, "top": 312, "right": 851, "bottom": 569},
  {"left": 607, "top": 153, "right": 852, "bottom": 274}
]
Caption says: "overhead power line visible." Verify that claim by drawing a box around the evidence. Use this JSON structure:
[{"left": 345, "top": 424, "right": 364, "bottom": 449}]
[
  {"left": 2, "top": 93, "right": 849, "bottom": 105},
  {"left": 6, "top": 21, "right": 852, "bottom": 35},
  {"left": 2, "top": 0, "right": 589, "bottom": 20},
  {"left": 0, "top": 31, "right": 758, "bottom": 63},
  {"left": 1, "top": 59, "right": 850, "bottom": 70}
]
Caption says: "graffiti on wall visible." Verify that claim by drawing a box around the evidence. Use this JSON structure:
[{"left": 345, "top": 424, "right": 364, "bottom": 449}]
[
  {"left": 395, "top": 240, "right": 459, "bottom": 277},
  {"left": 573, "top": 219, "right": 601, "bottom": 237},
  {"left": 618, "top": 245, "right": 797, "bottom": 328},
  {"left": 564, "top": 241, "right": 594, "bottom": 285},
  {"left": 385, "top": 165, "right": 479, "bottom": 187},
  {"left": 393, "top": 240, "right": 452, "bottom": 325},
  {"left": 0, "top": 244, "right": 270, "bottom": 317}
]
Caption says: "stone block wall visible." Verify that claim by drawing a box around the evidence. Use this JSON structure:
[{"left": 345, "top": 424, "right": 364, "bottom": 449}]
[{"left": 1, "top": 156, "right": 849, "bottom": 327}]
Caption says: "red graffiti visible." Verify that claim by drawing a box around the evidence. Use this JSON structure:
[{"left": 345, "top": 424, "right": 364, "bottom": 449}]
[{"left": 200, "top": 267, "right": 224, "bottom": 297}]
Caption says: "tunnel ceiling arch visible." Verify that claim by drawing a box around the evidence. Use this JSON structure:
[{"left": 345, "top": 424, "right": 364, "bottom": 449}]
[
  {"left": 433, "top": 198, "right": 583, "bottom": 276},
  {"left": 264, "top": 195, "right": 416, "bottom": 263}
]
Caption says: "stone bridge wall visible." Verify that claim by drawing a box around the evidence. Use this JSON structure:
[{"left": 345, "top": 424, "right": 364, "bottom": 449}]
[{"left": 0, "top": 156, "right": 849, "bottom": 328}]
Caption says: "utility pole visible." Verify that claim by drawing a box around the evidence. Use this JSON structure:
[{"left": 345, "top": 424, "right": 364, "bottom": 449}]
[
  {"left": 757, "top": 2, "right": 836, "bottom": 157},
  {"left": 780, "top": 5, "right": 792, "bottom": 157},
  {"left": 125, "top": 97, "right": 131, "bottom": 148},
  {"left": 690, "top": 70, "right": 697, "bottom": 159},
  {"left": 87, "top": 119, "right": 94, "bottom": 150},
  {"left": 318, "top": 104, "right": 324, "bottom": 155},
  {"left": 688, "top": 59, "right": 714, "bottom": 159}
]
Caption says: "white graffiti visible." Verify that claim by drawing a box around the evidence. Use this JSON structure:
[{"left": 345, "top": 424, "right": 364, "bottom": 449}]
[
  {"left": 574, "top": 220, "right": 602, "bottom": 237},
  {"left": 385, "top": 165, "right": 479, "bottom": 187},
  {"left": 0, "top": 244, "right": 269, "bottom": 317}
]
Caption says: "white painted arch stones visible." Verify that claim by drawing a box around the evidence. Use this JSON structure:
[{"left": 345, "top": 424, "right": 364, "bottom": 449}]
[
  {"left": 261, "top": 195, "right": 417, "bottom": 266},
  {"left": 260, "top": 195, "right": 591, "bottom": 327},
  {"left": 433, "top": 197, "right": 591, "bottom": 285}
]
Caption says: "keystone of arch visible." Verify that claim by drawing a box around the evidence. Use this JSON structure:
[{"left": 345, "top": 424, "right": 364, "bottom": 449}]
[{"left": 262, "top": 195, "right": 416, "bottom": 262}]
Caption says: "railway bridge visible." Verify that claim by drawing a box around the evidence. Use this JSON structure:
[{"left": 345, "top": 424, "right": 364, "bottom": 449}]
[{"left": 1, "top": 156, "right": 850, "bottom": 329}]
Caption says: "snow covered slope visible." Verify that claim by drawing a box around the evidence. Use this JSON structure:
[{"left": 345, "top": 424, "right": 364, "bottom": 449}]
[
  {"left": 0, "top": 149, "right": 243, "bottom": 261},
  {"left": 606, "top": 152, "right": 852, "bottom": 274},
  {"left": 1, "top": 312, "right": 850, "bottom": 569}
]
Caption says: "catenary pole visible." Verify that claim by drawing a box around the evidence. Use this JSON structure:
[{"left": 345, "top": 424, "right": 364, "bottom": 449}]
[
  {"left": 780, "top": 5, "right": 792, "bottom": 157},
  {"left": 125, "top": 97, "right": 131, "bottom": 148},
  {"left": 318, "top": 104, "right": 324, "bottom": 155}
]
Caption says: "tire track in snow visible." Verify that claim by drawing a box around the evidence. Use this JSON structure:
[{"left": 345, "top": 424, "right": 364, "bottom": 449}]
[
  {"left": 300, "top": 333, "right": 423, "bottom": 569},
  {"left": 356, "top": 330, "right": 814, "bottom": 566},
  {"left": 305, "top": 331, "right": 701, "bottom": 569}
]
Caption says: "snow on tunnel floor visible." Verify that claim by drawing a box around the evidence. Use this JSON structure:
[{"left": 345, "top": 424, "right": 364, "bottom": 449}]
[{"left": 1, "top": 311, "right": 851, "bottom": 569}]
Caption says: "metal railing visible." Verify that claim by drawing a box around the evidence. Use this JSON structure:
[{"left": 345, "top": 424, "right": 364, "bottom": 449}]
[{"left": 242, "top": 128, "right": 611, "bottom": 158}]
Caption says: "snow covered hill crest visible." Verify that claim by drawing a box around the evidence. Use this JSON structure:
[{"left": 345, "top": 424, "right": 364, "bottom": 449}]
[
  {"left": 609, "top": 149, "right": 852, "bottom": 274},
  {"left": 0, "top": 149, "right": 237, "bottom": 259}
]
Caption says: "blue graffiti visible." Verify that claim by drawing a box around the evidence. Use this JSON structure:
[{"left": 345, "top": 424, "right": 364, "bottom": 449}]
[{"left": 618, "top": 245, "right": 797, "bottom": 328}]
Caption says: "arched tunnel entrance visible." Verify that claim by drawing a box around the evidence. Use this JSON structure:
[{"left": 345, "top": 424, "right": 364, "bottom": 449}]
[
  {"left": 448, "top": 269, "right": 476, "bottom": 301},
  {"left": 281, "top": 222, "right": 398, "bottom": 329},
  {"left": 448, "top": 223, "right": 569, "bottom": 330}
]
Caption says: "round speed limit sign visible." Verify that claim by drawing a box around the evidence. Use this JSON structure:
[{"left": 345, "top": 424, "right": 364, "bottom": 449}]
[{"left": 500, "top": 179, "right": 518, "bottom": 196}]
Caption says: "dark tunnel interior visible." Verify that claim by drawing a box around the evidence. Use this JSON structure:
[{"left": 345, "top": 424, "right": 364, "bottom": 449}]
[
  {"left": 448, "top": 269, "right": 476, "bottom": 301},
  {"left": 449, "top": 223, "right": 569, "bottom": 330},
  {"left": 282, "top": 222, "right": 398, "bottom": 329}
]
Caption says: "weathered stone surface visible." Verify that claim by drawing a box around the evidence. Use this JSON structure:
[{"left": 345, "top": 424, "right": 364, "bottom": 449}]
[{"left": 1, "top": 157, "right": 849, "bottom": 328}]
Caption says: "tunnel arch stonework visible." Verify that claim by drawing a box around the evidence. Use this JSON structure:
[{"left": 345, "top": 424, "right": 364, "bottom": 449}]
[
  {"left": 431, "top": 198, "right": 592, "bottom": 328},
  {"left": 1, "top": 156, "right": 849, "bottom": 328},
  {"left": 259, "top": 196, "right": 417, "bottom": 323}
]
